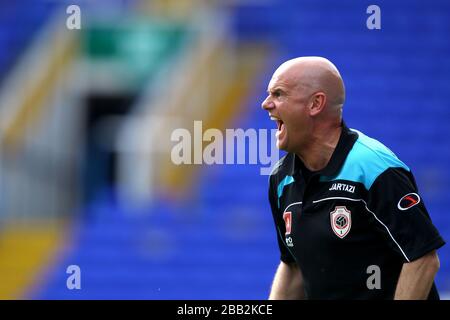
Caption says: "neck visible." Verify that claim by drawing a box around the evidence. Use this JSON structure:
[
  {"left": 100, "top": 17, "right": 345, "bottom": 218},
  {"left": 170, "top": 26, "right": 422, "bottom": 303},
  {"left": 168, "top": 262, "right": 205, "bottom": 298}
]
[{"left": 295, "top": 124, "right": 342, "bottom": 172}]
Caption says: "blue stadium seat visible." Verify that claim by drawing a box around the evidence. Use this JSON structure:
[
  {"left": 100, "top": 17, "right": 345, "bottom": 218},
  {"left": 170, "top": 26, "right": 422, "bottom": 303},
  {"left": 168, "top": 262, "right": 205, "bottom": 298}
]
[{"left": 34, "top": 0, "right": 450, "bottom": 299}]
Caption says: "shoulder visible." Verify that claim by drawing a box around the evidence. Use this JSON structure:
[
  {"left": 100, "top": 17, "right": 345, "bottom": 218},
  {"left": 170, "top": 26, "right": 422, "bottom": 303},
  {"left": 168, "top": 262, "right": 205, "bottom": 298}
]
[
  {"left": 269, "top": 153, "right": 291, "bottom": 176},
  {"left": 334, "top": 129, "right": 410, "bottom": 190},
  {"left": 268, "top": 153, "right": 294, "bottom": 186}
]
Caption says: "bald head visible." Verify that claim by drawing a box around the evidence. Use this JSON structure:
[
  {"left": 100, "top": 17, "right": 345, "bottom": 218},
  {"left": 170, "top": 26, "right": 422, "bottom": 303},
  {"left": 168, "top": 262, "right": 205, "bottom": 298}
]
[
  {"left": 273, "top": 56, "right": 345, "bottom": 111},
  {"left": 262, "top": 57, "right": 346, "bottom": 163}
]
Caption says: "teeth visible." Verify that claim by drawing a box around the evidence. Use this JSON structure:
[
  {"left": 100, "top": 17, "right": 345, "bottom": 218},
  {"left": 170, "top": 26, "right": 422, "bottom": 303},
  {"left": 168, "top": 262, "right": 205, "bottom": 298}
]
[{"left": 269, "top": 116, "right": 283, "bottom": 131}]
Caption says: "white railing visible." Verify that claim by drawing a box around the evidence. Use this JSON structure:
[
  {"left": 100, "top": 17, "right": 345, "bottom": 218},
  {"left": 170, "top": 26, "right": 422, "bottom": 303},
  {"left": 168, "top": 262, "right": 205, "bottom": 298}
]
[
  {"left": 0, "top": 13, "right": 81, "bottom": 222},
  {"left": 115, "top": 6, "right": 235, "bottom": 205}
]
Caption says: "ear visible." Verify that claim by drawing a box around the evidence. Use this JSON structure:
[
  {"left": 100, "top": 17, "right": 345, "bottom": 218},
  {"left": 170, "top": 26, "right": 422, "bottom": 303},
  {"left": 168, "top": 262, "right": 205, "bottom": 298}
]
[{"left": 309, "top": 92, "right": 327, "bottom": 116}]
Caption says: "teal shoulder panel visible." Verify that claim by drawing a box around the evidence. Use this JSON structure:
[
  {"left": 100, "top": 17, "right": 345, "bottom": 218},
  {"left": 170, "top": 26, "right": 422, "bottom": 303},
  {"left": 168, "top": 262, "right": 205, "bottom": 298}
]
[
  {"left": 321, "top": 129, "right": 409, "bottom": 190},
  {"left": 277, "top": 175, "right": 294, "bottom": 208}
]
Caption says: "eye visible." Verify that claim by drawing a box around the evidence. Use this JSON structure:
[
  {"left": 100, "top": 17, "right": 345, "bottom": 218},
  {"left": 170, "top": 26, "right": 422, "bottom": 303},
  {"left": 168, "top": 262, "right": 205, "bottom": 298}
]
[{"left": 273, "top": 90, "right": 281, "bottom": 98}]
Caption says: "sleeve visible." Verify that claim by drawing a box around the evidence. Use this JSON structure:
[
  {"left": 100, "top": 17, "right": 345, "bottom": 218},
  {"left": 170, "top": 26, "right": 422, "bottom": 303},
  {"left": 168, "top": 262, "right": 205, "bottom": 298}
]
[
  {"left": 366, "top": 167, "right": 445, "bottom": 262},
  {"left": 269, "top": 175, "right": 296, "bottom": 264}
]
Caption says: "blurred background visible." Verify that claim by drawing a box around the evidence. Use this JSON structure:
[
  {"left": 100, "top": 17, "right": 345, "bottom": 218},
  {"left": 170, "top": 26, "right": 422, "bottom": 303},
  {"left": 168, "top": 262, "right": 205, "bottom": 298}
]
[{"left": 0, "top": 0, "right": 449, "bottom": 299}]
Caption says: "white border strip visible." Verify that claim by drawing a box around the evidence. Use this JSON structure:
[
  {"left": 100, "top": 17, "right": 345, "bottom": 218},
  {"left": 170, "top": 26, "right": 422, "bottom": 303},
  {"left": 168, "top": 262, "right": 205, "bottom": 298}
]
[
  {"left": 312, "top": 197, "right": 410, "bottom": 262},
  {"left": 283, "top": 201, "right": 302, "bottom": 213}
]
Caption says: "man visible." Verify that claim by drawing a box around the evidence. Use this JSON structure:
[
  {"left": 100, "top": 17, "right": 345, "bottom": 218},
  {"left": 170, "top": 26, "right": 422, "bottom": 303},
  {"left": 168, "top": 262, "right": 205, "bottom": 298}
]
[{"left": 262, "top": 57, "right": 445, "bottom": 300}]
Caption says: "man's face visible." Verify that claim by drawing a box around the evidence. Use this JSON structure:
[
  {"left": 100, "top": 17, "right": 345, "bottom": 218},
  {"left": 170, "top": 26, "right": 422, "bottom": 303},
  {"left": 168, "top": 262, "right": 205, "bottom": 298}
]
[{"left": 261, "top": 69, "right": 311, "bottom": 152}]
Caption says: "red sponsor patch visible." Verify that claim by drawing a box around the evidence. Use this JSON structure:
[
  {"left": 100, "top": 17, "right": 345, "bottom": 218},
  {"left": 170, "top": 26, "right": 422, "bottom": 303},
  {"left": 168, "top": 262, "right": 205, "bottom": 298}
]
[{"left": 283, "top": 211, "right": 292, "bottom": 235}]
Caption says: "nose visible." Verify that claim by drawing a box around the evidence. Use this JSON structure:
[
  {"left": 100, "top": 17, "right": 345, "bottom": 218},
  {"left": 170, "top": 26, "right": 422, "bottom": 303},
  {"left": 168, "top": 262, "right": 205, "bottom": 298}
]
[{"left": 261, "top": 96, "right": 274, "bottom": 110}]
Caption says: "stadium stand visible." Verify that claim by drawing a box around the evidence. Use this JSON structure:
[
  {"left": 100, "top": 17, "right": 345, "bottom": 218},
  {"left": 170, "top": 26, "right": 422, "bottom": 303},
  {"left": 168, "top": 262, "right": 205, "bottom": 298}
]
[{"left": 0, "top": 0, "right": 448, "bottom": 299}]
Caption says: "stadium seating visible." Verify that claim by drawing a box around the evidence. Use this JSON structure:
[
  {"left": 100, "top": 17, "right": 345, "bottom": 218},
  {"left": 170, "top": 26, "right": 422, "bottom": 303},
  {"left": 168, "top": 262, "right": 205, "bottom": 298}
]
[
  {"left": 0, "top": 1, "right": 55, "bottom": 85},
  {"left": 30, "top": 0, "right": 450, "bottom": 299}
]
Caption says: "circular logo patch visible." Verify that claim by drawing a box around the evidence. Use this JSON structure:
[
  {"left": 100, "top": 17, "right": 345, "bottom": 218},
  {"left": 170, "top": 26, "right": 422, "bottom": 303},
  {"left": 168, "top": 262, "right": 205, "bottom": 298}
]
[
  {"left": 397, "top": 193, "right": 421, "bottom": 211},
  {"left": 330, "top": 206, "right": 351, "bottom": 239}
]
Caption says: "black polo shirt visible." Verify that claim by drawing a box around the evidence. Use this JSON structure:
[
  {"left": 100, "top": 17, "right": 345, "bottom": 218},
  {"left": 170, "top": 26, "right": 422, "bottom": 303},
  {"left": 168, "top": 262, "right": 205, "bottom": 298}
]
[{"left": 268, "top": 123, "right": 445, "bottom": 299}]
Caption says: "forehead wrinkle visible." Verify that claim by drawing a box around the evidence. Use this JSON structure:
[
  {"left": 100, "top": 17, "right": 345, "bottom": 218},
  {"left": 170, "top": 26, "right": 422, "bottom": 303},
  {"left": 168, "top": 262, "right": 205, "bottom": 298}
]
[{"left": 269, "top": 74, "right": 296, "bottom": 93}]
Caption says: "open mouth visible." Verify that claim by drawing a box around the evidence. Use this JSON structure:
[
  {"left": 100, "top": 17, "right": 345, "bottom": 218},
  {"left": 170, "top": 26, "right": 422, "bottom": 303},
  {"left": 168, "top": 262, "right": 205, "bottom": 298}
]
[{"left": 270, "top": 116, "right": 284, "bottom": 132}]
